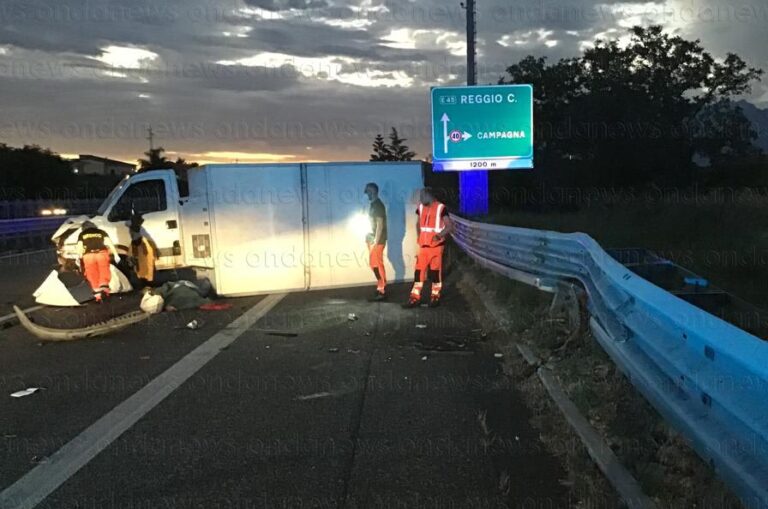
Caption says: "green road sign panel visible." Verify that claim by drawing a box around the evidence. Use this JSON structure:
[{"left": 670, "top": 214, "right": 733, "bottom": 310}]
[{"left": 431, "top": 84, "right": 533, "bottom": 171}]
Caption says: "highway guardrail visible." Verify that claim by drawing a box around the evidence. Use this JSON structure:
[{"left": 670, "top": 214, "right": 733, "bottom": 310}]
[{"left": 451, "top": 214, "right": 768, "bottom": 508}]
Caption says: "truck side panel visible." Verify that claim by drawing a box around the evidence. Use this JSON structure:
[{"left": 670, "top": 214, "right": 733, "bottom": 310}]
[
  {"left": 205, "top": 164, "right": 306, "bottom": 295},
  {"left": 305, "top": 162, "right": 420, "bottom": 290}
]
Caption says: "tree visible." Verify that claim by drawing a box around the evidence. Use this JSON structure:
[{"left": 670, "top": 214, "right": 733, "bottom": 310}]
[
  {"left": 388, "top": 128, "right": 416, "bottom": 161},
  {"left": 369, "top": 128, "right": 416, "bottom": 161},
  {"left": 137, "top": 147, "right": 170, "bottom": 171},
  {"left": 370, "top": 133, "right": 392, "bottom": 161},
  {"left": 499, "top": 25, "right": 763, "bottom": 185}
]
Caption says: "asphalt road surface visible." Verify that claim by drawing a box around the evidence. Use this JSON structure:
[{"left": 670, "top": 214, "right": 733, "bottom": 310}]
[{"left": 0, "top": 267, "right": 572, "bottom": 508}]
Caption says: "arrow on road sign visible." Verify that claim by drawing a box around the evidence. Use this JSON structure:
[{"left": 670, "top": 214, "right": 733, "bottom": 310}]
[
  {"left": 461, "top": 132, "right": 472, "bottom": 141},
  {"left": 441, "top": 113, "right": 450, "bottom": 154}
]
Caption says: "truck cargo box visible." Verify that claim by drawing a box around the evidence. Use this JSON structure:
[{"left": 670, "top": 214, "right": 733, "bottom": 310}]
[{"left": 181, "top": 162, "right": 423, "bottom": 296}]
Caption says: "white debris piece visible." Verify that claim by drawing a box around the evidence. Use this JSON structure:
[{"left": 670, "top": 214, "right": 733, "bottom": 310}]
[
  {"left": 415, "top": 324, "right": 427, "bottom": 329},
  {"left": 11, "top": 388, "right": 41, "bottom": 398},
  {"left": 494, "top": 353, "right": 504, "bottom": 358},
  {"left": 347, "top": 313, "right": 358, "bottom": 321}
]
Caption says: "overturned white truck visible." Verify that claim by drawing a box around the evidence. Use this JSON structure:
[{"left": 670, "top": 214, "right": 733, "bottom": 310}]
[{"left": 51, "top": 162, "right": 425, "bottom": 296}]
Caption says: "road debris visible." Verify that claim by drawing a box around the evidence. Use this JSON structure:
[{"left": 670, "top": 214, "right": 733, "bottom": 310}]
[
  {"left": 347, "top": 313, "right": 358, "bottom": 321},
  {"left": 258, "top": 330, "right": 298, "bottom": 337},
  {"left": 296, "top": 391, "right": 333, "bottom": 401},
  {"left": 13, "top": 305, "right": 151, "bottom": 342},
  {"left": 11, "top": 388, "right": 42, "bottom": 398},
  {"left": 186, "top": 319, "right": 200, "bottom": 330},
  {"left": 328, "top": 347, "right": 339, "bottom": 353},
  {"left": 494, "top": 353, "right": 504, "bottom": 358},
  {"left": 421, "top": 355, "right": 428, "bottom": 361},
  {"left": 415, "top": 323, "right": 427, "bottom": 329}
]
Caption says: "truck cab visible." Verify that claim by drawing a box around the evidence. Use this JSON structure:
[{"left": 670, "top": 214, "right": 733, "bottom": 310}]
[{"left": 53, "top": 169, "right": 185, "bottom": 270}]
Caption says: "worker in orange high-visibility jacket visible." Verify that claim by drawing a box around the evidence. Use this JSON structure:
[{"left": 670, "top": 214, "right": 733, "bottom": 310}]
[
  {"left": 404, "top": 188, "right": 453, "bottom": 308},
  {"left": 76, "top": 221, "right": 121, "bottom": 302}
]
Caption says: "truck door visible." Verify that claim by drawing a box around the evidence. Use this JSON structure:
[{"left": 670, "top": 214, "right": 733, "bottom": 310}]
[{"left": 107, "top": 173, "right": 182, "bottom": 269}]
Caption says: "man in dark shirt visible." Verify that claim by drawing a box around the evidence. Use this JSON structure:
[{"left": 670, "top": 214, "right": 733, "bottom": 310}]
[{"left": 364, "top": 182, "right": 387, "bottom": 300}]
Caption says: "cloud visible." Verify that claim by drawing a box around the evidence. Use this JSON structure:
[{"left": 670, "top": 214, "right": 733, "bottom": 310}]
[{"left": 0, "top": 0, "right": 764, "bottom": 163}]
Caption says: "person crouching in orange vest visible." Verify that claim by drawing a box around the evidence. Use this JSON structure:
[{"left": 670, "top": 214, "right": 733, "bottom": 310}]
[
  {"left": 404, "top": 188, "right": 453, "bottom": 308},
  {"left": 76, "top": 221, "right": 121, "bottom": 302}
]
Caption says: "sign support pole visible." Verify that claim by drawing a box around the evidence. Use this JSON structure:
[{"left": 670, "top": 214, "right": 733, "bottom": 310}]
[{"left": 459, "top": 0, "right": 489, "bottom": 216}]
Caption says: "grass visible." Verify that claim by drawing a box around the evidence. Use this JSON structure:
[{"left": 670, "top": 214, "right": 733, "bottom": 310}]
[{"left": 488, "top": 187, "right": 768, "bottom": 305}]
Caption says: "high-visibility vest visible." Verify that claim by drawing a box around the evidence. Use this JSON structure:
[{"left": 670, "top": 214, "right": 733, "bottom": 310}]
[{"left": 417, "top": 201, "right": 447, "bottom": 247}]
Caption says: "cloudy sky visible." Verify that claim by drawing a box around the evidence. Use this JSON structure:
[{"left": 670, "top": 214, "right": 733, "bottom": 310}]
[{"left": 0, "top": 0, "right": 766, "bottom": 164}]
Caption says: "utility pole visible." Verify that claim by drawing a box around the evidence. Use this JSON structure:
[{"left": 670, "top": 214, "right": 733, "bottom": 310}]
[
  {"left": 466, "top": 0, "right": 476, "bottom": 86},
  {"left": 146, "top": 126, "right": 154, "bottom": 152},
  {"left": 459, "top": 0, "right": 488, "bottom": 216}
]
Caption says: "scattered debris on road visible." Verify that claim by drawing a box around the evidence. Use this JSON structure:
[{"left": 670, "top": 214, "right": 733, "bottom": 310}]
[
  {"left": 328, "top": 347, "right": 339, "bottom": 353},
  {"left": 347, "top": 313, "right": 358, "bottom": 321},
  {"left": 258, "top": 330, "right": 299, "bottom": 337},
  {"left": 296, "top": 391, "right": 333, "bottom": 401},
  {"left": 10, "top": 387, "right": 42, "bottom": 398}
]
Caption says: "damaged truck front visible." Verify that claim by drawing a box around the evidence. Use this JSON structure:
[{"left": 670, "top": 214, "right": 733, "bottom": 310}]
[{"left": 52, "top": 169, "right": 186, "bottom": 271}]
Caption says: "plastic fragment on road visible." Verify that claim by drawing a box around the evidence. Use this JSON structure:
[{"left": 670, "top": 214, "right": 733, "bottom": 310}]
[
  {"left": 494, "top": 353, "right": 504, "bottom": 358},
  {"left": 11, "top": 388, "right": 41, "bottom": 398},
  {"left": 416, "top": 324, "right": 427, "bottom": 329},
  {"left": 421, "top": 355, "right": 428, "bottom": 361},
  {"left": 328, "top": 347, "right": 339, "bottom": 353},
  {"left": 186, "top": 319, "right": 200, "bottom": 330},
  {"left": 347, "top": 313, "right": 358, "bottom": 321}
]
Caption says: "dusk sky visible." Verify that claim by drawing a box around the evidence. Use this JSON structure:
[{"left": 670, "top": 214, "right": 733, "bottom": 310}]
[{"left": 0, "top": 0, "right": 766, "bottom": 164}]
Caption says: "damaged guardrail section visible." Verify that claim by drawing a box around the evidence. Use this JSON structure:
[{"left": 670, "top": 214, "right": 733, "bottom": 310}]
[{"left": 451, "top": 215, "right": 768, "bottom": 508}]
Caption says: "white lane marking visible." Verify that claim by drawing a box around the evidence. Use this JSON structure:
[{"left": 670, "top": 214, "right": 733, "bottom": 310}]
[
  {"left": 0, "top": 306, "right": 43, "bottom": 326},
  {"left": 0, "top": 293, "right": 286, "bottom": 509}
]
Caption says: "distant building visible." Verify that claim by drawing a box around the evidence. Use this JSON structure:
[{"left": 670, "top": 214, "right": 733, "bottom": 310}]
[{"left": 70, "top": 155, "right": 135, "bottom": 176}]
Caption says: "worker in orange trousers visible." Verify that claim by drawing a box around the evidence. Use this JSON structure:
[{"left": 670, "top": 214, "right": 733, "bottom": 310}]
[
  {"left": 404, "top": 188, "right": 453, "bottom": 308},
  {"left": 76, "top": 221, "right": 120, "bottom": 302},
  {"left": 364, "top": 182, "right": 388, "bottom": 300}
]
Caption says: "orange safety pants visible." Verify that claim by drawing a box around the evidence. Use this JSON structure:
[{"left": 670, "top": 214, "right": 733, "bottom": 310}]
[
  {"left": 409, "top": 244, "right": 444, "bottom": 300},
  {"left": 367, "top": 243, "right": 387, "bottom": 293},
  {"left": 82, "top": 250, "right": 111, "bottom": 299}
]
